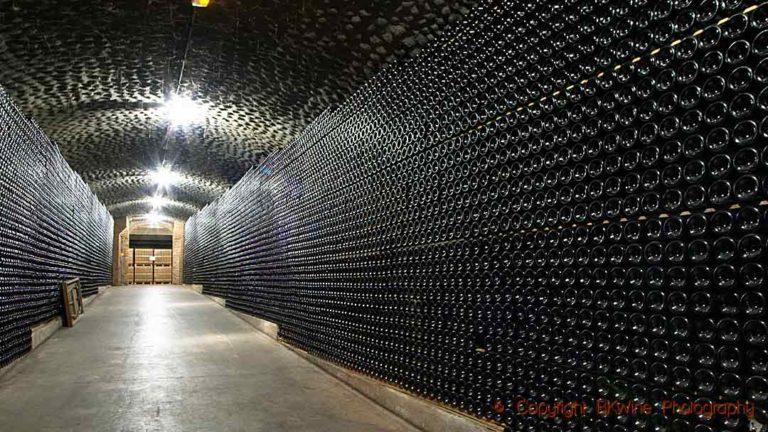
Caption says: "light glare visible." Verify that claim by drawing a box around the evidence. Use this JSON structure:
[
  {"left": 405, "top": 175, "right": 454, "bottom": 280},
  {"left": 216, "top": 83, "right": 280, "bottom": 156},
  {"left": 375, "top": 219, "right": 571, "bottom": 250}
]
[
  {"left": 149, "top": 194, "right": 167, "bottom": 209},
  {"left": 144, "top": 211, "right": 168, "bottom": 227},
  {"left": 163, "top": 95, "right": 207, "bottom": 126},
  {"left": 150, "top": 166, "right": 181, "bottom": 188}
]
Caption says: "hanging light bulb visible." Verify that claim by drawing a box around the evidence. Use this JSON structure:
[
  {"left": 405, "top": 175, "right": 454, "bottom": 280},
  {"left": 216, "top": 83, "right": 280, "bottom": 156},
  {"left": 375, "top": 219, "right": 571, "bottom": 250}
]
[
  {"left": 163, "top": 94, "right": 207, "bottom": 126},
  {"left": 150, "top": 166, "right": 181, "bottom": 189}
]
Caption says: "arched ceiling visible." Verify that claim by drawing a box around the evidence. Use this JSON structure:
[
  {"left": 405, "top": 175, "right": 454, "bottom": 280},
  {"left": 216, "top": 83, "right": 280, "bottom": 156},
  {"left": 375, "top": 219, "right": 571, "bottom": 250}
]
[{"left": 0, "top": 0, "right": 475, "bottom": 219}]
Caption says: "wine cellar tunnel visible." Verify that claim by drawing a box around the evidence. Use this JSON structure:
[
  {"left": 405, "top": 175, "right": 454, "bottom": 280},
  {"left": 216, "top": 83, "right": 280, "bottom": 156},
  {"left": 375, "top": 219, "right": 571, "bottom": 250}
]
[{"left": 1, "top": 0, "right": 768, "bottom": 431}]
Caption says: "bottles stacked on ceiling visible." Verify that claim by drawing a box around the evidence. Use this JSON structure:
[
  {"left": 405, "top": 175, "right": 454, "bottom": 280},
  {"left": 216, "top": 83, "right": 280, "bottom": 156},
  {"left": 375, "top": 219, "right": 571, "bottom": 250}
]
[
  {"left": 0, "top": 87, "right": 113, "bottom": 368},
  {"left": 184, "top": 0, "right": 768, "bottom": 429}
]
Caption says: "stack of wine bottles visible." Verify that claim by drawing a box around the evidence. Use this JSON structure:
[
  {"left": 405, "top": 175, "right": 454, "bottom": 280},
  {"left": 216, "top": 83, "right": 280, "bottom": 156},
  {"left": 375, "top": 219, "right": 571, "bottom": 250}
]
[
  {"left": 185, "top": 0, "right": 768, "bottom": 429},
  {"left": 0, "top": 86, "right": 113, "bottom": 368}
]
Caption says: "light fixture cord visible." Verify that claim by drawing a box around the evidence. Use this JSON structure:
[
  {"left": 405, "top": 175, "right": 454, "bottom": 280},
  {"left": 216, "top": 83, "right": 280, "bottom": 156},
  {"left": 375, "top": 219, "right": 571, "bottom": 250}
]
[
  {"left": 161, "top": 5, "right": 197, "bottom": 169},
  {"left": 177, "top": 7, "right": 197, "bottom": 95}
]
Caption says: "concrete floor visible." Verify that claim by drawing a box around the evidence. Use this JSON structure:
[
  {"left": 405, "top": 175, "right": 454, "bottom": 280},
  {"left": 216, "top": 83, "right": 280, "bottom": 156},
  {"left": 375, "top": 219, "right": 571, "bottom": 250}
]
[{"left": 0, "top": 286, "right": 418, "bottom": 432}]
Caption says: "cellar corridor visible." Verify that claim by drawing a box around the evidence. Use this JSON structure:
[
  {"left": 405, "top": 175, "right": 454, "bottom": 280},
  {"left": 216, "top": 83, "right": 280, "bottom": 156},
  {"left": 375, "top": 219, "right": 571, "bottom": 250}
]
[
  {"left": 0, "top": 286, "right": 416, "bottom": 432},
  {"left": 2, "top": 0, "right": 768, "bottom": 430}
]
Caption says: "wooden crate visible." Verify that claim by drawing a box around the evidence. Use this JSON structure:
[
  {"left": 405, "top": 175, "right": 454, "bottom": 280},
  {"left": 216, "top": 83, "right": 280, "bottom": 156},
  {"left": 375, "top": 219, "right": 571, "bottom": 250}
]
[
  {"left": 134, "top": 265, "right": 153, "bottom": 283},
  {"left": 125, "top": 265, "right": 135, "bottom": 284},
  {"left": 156, "top": 250, "right": 172, "bottom": 264},
  {"left": 134, "top": 248, "right": 154, "bottom": 265},
  {"left": 61, "top": 278, "right": 84, "bottom": 327}
]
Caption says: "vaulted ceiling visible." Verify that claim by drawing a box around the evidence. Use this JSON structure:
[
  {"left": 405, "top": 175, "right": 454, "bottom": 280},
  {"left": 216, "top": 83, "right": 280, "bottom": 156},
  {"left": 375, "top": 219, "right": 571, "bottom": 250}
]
[{"left": 0, "top": 0, "right": 475, "bottom": 219}]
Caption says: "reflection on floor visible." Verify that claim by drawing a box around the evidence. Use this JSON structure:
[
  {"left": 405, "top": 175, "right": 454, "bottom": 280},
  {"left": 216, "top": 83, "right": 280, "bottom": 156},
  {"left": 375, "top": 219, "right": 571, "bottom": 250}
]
[{"left": 0, "top": 286, "right": 417, "bottom": 432}]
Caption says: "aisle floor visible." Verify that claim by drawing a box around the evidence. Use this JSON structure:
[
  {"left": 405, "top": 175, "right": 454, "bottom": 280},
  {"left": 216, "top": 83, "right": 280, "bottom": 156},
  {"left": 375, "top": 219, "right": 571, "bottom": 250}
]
[{"left": 0, "top": 286, "right": 417, "bottom": 432}]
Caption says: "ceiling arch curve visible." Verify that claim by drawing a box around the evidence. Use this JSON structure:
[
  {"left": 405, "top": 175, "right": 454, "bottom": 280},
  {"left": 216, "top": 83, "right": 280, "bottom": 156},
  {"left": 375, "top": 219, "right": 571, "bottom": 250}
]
[
  {"left": 108, "top": 199, "right": 201, "bottom": 220},
  {"left": 0, "top": 0, "right": 476, "bottom": 218}
]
